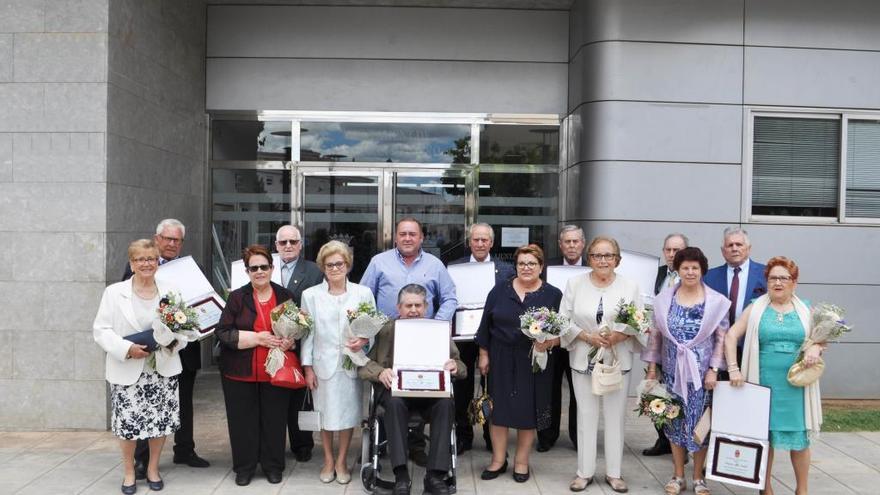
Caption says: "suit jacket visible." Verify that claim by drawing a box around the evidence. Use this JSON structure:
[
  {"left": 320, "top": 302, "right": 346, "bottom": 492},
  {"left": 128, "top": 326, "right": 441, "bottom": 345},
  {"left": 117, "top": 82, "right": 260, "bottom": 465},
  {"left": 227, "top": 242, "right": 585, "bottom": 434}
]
[
  {"left": 703, "top": 258, "right": 768, "bottom": 306},
  {"left": 447, "top": 256, "right": 515, "bottom": 287},
  {"left": 121, "top": 257, "right": 202, "bottom": 370},
  {"left": 215, "top": 282, "right": 294, "bottom": 378},
  {"left": 93, "top": 278, "right": 188, "bottom": 385},
  {"left": 358, "top": 319, "right": 467, "bottom": 383},
  {"left": 282, "top": 258, "right": 324, "bottom": 306},
  {"left": 655, "top": 266, "right": 668, "bottom": 295}
]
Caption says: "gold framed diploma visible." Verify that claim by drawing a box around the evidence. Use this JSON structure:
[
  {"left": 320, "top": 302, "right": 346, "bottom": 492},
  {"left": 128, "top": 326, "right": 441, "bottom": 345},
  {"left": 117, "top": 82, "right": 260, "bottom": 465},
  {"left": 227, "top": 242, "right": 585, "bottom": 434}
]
[
  {"left": 391, "top": 319, "right": 452, "bottom": 398},
  {"left": 191, "top": 296, "right": 224, "bottom": 334},
  {"left": 709, "top": 435, "right": 764, "bottom": 485},
  {"left": 453, "top": 308, "right": 483, "bottom": 341}
]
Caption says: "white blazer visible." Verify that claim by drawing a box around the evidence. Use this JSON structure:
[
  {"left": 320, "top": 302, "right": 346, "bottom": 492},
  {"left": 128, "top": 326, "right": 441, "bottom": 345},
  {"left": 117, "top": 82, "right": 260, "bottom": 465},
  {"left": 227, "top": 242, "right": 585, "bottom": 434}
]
[
  {"left": 92, "top": 278, "right": 187, "bottom": 385},
  {"left": 559, "top": 274, "right": 644, "bottom": 372},
  {"left": 300, "top": 280, "right": 376, "bottom": 380}
]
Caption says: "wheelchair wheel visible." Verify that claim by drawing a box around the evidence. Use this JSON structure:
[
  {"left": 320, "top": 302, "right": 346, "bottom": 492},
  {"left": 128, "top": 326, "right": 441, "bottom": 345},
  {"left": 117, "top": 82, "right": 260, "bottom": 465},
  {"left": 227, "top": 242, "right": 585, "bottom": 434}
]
[{"left": 360, "top": 463, "right": 376, "bottom": 493}]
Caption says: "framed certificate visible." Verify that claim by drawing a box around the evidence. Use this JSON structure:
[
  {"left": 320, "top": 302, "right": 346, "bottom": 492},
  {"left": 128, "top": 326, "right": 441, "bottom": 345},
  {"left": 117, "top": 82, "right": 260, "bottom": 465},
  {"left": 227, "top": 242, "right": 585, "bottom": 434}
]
[
  {"left": 709, "top": 435, "right": 765, "bottom": 485},
  {"left": 398, "top": 369, "right": 446, "bottom": 392},
  {"left": 392, "top": 319, "right": 452, "bottom": 398},
  {"left": 191, "top": 296, "right": 224, "bottom": 333},
  {"left": 453, "top": 308, "right": 483, "bottom": 341}
]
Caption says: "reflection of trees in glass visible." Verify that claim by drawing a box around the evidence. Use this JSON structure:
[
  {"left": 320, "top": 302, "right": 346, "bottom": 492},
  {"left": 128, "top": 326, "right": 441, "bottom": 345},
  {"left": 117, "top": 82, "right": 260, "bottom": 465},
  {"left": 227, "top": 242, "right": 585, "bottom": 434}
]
[{"left": 444, "top": 136, "right": 471, "bottom": 164}]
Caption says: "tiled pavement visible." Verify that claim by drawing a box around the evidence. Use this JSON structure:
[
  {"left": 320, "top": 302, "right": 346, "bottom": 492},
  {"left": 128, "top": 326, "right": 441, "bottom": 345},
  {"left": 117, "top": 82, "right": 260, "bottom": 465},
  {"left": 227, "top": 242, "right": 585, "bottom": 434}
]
[{"left": 2, "top": 370, "right": 878, "bottom": 494}]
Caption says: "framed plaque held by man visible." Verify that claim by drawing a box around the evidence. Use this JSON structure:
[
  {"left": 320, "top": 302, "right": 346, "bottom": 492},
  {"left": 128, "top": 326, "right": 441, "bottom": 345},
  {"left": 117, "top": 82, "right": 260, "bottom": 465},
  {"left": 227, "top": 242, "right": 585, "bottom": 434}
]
[
  {"left": 706, "top": 382, "right": 772, "bottom": 490},
  {"left": 448, "top": 262, "right": 495, "bottom": 341},
  {"left": 391, "top": 319, "right": 452, "bottom": 398}
]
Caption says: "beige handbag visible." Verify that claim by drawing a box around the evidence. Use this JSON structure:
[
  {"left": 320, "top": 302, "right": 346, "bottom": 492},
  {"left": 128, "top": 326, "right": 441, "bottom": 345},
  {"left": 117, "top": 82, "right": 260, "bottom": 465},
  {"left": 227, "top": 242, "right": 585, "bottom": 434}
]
[
  {"left": 591, "top": 347, "right": 623, "bottom": 396},
  {"left": 787, "top": 357, "right": 825, "bottom": 387}
]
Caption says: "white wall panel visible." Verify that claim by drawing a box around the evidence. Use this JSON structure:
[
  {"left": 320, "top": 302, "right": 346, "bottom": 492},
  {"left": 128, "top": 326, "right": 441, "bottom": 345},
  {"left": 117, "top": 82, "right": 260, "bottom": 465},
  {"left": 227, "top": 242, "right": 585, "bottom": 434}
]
[
  {"left": 821, "top": 343, "right": 880, "bottom": 398},
  {"left": 567, "top": 161, "right": 741, "bottom": 223},
  {"left": 744, "top": 47, "right": 880, "bottom": 109},
  {"left": 796, "top": 284, "right": 880, "bottom": 343},
  {"left": 570, "top": 0, "right": 743, "bottom": 57},
  {"left": 569, "top": 101, "right": 742, "bottom": 164},
  {"left": 746, "top": 224, "right": 877, "bottom": 285},
  {"left": 208, "top": 5, "right": 568, "bottom": 62},
  {"left": 569, "top": 41, "right": 742, "bottom": 109},
  {"left": 207, "top": 58, "right": 567, "bottom": 113},
  {"left": 745, "top": 0, "right": 880, "bottom": 50}
]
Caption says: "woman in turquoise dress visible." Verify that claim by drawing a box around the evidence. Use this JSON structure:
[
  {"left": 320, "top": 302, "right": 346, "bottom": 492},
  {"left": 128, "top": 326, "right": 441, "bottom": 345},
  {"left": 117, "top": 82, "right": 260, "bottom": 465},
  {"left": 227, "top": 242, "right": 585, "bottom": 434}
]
[{"left": 726, "top": 257, "right": 824, "bottom": 495}]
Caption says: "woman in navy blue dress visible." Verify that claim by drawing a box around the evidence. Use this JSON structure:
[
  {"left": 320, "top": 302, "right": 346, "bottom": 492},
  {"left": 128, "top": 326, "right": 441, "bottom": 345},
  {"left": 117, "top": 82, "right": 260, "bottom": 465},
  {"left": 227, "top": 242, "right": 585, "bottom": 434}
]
[{"left": 475, "top": 244, "right": 563, "bottom": 483}]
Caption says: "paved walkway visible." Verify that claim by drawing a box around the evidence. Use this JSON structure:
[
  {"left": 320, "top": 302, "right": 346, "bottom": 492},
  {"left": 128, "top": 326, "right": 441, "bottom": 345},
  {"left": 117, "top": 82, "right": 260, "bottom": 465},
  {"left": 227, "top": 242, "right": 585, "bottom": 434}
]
[{"left": 2, "top": 370, "right": 878, "bottom": 494}]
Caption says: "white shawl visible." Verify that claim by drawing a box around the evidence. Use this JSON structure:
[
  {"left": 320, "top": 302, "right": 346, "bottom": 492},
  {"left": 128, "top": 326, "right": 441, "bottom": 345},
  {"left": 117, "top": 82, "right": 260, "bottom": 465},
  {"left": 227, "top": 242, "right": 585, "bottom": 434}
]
[{"left": 741, "top": 294, "right": 822, "bottom": 439}]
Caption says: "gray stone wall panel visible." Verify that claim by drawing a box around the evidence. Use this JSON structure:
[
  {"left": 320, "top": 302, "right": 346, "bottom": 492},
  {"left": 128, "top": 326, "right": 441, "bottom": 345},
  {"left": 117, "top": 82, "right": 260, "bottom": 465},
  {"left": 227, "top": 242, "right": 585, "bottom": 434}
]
[
  {"left": 13, "top": 133, "right": 105, "bottom": 182},
  {"left": 44, "top": 282, "right": 105, "bottom": 332},
  {"left": 568, "top": 161, "right": 741, "bottom": 223},
  {"left": 14, "top": 331, "right": 75, "bottom": 380},
  {"left": 570, "top": 101, "right": 743, "bottom": 164},
  {"left": 208, "top": 5, "right": 568, "bottom": 63},
  {"left": 0, "top": 331, "right": 11, "bottom": 378},
  {"left": 45, "top": 0, "right": 109, "bottom": 33},
  {"left": 745, "top": 0, "right": 880, "bottom": 51},
  {"left": 745, "top": 47, "right": 880, "bottom": 109},
  {"left": 0, "top": 133, "right": 11, "bottom": 182},
  {"left": 207, "top": 58, "right": 568, "bottom": 114},
  {"left": 796, "top": 284, "right": 880, "bottom": 344},
  {"left": 569, "top": 42, "right": 743, "bottom": 109},
  {"left": 0, "top": 0, "right": 45, "bottom": 33},
  {"left": 0, "top": 34, "right": 11, "bottom": 82},
  {"left": 12, "top": 232, "right": 104, "bottom": 281},
  {"left": 0, "top": 184, "right": 105, "bottom": 232},
  {"left": 73, "top": 331, "right": 105, "bottom": 381},
  {"left": 42, "top": 380, "right": 106, "bottom": 429},
  {"left": 0, "top": 380, "right": 46, "bottom": 429},
  {"left": 13, "top": 33, "right": 107, "bottom": 82},
  {"left": 820, "top": 343, "right": 879, "bottom": 399},
  {"left": 0, "top": 282, "right": 46, "bottom": 331}
]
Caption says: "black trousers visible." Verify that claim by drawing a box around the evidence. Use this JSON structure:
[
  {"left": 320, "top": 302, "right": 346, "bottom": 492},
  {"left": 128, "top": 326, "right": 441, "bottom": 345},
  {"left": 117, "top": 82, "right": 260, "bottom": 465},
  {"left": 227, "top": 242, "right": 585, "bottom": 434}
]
[
  {"left": 221, "top": 376, "right": 289, "bottom": 475},
  {"left": 452, "top": 341, "right": 491, "bottom": 446},
  {"left": 135, "top": 367, "right": 197, "bottom": 464},
  {"left": 378, "top": 388, "right": 454, "bottom": 472},
  {"left": 538, "top": 347, "right": 577, "bottom": 447},
  {"left": 286, "top": 387, "right": 315, "bottom": 452}
]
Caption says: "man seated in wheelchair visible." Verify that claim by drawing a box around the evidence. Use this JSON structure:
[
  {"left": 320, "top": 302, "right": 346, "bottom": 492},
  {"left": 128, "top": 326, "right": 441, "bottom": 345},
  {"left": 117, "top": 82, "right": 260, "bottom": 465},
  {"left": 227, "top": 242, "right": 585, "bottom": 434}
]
[{"left": 358, "top": 283, "right": 466, "bottom": 495}]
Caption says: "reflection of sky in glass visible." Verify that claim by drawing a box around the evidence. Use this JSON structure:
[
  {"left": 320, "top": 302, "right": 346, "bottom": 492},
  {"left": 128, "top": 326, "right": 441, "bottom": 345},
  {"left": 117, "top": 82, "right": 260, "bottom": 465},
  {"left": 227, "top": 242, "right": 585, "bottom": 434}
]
[
  {"left": 256, "top": 122, "right": 291, "bottom": 156},
  {"left": 301, "top": 123, "right": 469, "bottom": 163}
]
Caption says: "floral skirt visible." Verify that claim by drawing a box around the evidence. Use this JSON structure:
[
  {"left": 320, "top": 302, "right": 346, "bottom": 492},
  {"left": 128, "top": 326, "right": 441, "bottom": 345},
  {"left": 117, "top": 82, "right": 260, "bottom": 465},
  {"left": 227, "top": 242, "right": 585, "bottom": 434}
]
[{"left": 110, "top": 368, "right": 180, "bottom": 440}]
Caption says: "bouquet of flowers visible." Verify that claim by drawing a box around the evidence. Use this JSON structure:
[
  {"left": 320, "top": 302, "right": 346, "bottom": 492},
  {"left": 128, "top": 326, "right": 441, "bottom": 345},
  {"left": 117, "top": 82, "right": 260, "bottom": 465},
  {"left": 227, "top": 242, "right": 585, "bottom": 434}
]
[
  {"left": 787, "top": 302, "right": 852, "bottom": 387},
  {"left": 612, "top": 298, "right": 651, "bottom": 347},
  {"left": 634, "top": 379, "right": 683, "bottom": 429},
  {"left": 342, "top": 302, "right": 389, "bottom": 370},
  {"left": 146, "top": 292, "right": 202, "bottom": 369},
  {"left": 519, "top": 306, "right": 570, "bottom": 372},
  {"left": 264, "top": 301, "right": 313, "bottom": 377}
]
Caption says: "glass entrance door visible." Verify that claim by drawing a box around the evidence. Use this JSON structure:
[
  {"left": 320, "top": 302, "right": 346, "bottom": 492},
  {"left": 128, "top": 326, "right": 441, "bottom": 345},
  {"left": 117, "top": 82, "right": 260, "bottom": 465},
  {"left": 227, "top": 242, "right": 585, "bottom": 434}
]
[{"left": 297, "top": 171, "right": 382, "bottom": 281}]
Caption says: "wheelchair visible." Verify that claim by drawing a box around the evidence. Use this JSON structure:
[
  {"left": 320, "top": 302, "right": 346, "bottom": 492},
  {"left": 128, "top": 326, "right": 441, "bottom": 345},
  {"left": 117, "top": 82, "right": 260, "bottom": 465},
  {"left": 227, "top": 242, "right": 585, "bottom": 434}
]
[{"left": 359, "top": 386, "right": 458, "bottom": 494}]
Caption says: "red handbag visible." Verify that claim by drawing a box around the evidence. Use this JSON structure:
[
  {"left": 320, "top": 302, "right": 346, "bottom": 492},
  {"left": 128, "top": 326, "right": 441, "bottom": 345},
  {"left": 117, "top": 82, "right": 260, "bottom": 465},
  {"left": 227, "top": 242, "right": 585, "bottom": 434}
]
[{"left": 270, "top": 351, "right": 307, "bottom": 389}]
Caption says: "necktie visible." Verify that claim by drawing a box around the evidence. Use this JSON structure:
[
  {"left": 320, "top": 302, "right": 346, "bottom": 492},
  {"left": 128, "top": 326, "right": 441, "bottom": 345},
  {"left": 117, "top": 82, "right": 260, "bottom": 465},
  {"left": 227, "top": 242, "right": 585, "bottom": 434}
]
[
  {"left": 728, "top": 266, "right": 741, "bottom": 323},
  {"left": 281, "top": 264, "right": 290, "bottom": 287},
  {"left": 667, "top": 271, "right": 678, "bottom": 288}
]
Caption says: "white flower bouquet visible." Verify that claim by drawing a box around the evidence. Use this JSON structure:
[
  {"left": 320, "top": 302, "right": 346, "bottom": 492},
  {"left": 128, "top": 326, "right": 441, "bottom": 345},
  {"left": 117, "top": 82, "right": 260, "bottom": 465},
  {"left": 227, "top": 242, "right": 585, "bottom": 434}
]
[
  {"left": 519, "top": 306, "right": 569, "bottom": 372},
  {"left": 342, "top": 302, "right": 388, "bottom": 370},
  {"left": 612, "top": 298, "right": 651, "bottom": 348},
  {"left": 264, "top": 300, "right": 313, "bottom": 377}
]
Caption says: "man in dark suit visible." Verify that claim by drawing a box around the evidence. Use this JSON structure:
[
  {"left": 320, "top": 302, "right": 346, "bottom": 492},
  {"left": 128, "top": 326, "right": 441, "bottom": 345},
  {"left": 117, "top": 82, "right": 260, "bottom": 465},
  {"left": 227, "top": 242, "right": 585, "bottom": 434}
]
[
  {"left": 643, "top": 233, "right": 688, "bottom": 457},
  {"left": 125, "top": 219, "right": 209, "bottom": 479},
  {"left": 275, "top": 225, "right": 325, "bottom": 463},
  {"left": 447, "top": 223, "right": 514, "bottom": 455},
  {"left": 538, "top": 224, "right": 586, "bottom": 452},
  {"left": 703, "top": 227, "right": 767, "bottom": 365}
]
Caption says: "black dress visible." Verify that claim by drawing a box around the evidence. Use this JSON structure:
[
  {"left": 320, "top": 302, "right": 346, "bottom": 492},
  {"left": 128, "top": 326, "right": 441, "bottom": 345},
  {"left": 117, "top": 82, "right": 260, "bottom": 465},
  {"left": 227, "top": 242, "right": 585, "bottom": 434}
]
[{"left": 474, "top": 280, "right": 563, "bottom": 430}]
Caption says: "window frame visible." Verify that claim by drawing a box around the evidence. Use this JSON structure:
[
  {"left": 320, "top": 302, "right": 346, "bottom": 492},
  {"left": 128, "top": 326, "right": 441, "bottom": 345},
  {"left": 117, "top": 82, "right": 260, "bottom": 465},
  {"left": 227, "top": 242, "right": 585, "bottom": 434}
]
[{"left": 744, "top": 107, "right": 880, "bottom": 226}]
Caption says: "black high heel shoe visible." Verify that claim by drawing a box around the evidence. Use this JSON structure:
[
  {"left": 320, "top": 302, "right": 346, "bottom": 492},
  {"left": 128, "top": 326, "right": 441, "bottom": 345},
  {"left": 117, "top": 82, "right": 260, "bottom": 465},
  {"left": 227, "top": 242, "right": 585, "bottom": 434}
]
[
  {"left": 513, "top": 468, "right": 530, "bottom": 483},
  {"left": 480, "top": 460, "right": 508, "bottom": 480}
]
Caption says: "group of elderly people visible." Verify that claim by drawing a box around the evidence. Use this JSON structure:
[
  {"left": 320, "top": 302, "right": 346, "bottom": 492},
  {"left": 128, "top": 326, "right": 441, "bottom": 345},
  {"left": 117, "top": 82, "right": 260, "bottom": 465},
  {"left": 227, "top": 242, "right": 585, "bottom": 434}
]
[{"left": 94, "top": 222, "right": 823, "bottom": 495}]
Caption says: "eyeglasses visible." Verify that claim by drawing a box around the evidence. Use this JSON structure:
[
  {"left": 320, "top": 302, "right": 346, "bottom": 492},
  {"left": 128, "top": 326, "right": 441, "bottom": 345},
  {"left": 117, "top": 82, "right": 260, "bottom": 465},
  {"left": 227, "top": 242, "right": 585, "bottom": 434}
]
[
  {"left": 277, "top": 239, "right": 301, "bottom": 246},
  {"left": 132, "top": 257, "right": 158, "bottom": 264},
  {"left": 158, "top": 235, "right": 183, "bottom": 244},
  {"left": 589, "top": 253, "right": 617, "bottom": 261},
  {"left": 324, "top": 261, "right": 347, "bottom": 271},
  {"left": 768, "top": 275, "right": 793, "bottom": 283},
  {"left": 517, "top": 261, "right": 540, "bottom": 269},
  {"left": 247, "top": 264, "right": 272, "bottom": 273}
]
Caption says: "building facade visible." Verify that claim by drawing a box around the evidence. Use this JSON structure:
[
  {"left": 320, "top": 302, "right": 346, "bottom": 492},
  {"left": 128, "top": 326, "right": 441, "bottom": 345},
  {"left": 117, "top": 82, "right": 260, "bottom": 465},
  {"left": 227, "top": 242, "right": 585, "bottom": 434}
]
[{"left": 0, "top": 0, "right": 877, "bottom": 430}]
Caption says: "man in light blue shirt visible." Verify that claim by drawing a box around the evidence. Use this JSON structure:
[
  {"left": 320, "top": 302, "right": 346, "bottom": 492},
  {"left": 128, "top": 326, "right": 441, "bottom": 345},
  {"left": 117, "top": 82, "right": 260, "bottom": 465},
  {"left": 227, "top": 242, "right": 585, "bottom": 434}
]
[{"left": 360, "top": 217, "right": 458, "bottom": 321}]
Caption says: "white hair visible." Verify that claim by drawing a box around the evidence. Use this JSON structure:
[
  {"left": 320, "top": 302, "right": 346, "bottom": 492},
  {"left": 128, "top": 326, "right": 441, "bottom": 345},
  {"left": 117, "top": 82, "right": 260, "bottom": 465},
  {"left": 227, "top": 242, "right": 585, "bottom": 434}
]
[
  {"left": 155, "top": 218, "right": 185, "bottom": 237},
  {"left": 722, "top": 226, "right": 750, "bottom": 246},
  {"left": 276, "top": 224, "right": 302, "bottom": 241},
  {"left": 468, "top": 223, "right": 494, "bottom": 242},
  {"left": 558, "top": 224, "right": 585, "bottom": 241},
  {"left": 664, "top": 233, "right": 689, "bottom": 247}
]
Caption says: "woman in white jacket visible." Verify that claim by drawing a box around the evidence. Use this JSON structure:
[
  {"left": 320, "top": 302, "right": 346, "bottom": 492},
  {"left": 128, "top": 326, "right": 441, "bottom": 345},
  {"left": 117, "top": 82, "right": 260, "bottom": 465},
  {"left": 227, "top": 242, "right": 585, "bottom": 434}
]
[
  {"left": 559, "top": 236, "right": 644, "bottom": 493},
  {"left": 93, "top": 239, "right": 188, "bottom": 494},
  {"left": 301, "top": 241, "right": 376, "bottom": 484}
]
